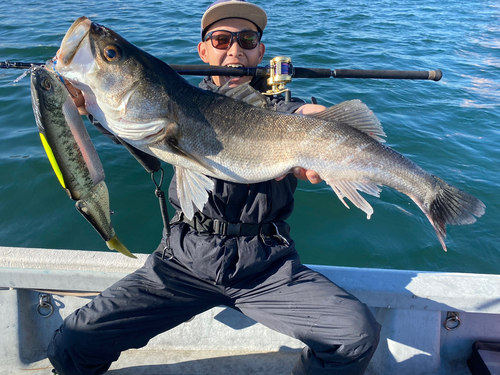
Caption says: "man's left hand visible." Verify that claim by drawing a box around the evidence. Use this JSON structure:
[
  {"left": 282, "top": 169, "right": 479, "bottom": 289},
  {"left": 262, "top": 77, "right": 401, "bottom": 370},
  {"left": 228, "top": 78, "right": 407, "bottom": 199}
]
[
  {"left": 294, "top": 103, "right": 327, "bottom": 116},
  {"left": 293, "top": 167, "right": 322, "bottom": 184},
  {"left": 275, "top": 167, "right": 322, "bottom": 184}
]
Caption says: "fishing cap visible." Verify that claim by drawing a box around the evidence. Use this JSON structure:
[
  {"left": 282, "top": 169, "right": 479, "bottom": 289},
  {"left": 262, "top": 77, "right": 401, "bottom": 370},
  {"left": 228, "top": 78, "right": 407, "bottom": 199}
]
[{"left": 201, "top": 0, "right": 268, "bottom": 39}]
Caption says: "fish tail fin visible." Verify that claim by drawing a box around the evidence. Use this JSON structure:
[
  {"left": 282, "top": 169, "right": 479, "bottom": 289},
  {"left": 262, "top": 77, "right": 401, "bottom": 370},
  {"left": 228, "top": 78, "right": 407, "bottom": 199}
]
[
  {"left": 106, "top": 236, "right": 137, "bottom": 258},
  {"left": 76, "top": 181, "right": 136, "bottom": 258},
  {"left": 415, "top": 176, "right": 485, "bottom": 251}
]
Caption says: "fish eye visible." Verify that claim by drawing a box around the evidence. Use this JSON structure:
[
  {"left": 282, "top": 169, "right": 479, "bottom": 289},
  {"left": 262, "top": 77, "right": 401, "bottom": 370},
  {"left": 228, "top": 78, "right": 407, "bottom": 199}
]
[
  {"left": 42, "top": 78, "right": 52, "bottom": 91},
  {"left": 103, "top": 45, "right": 122, "bottom": 62}
]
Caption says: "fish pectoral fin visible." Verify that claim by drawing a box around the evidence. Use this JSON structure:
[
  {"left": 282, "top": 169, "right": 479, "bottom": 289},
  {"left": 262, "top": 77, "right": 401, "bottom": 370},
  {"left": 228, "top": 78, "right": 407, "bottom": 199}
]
[
  {"left": 176, "top": 167, "right": 214, "bottom": 220},
  {"left": 325, "top": 179, "right": 381, "bottom": 219},
  {"left": 217, "top": 82, "right": 269, "bottom": 108},
  {"left": 166, "top": 138, "right": 216, "bottom": 174},
  {"left": 311, "top": 100, "right": 386, "bottom": 142}
]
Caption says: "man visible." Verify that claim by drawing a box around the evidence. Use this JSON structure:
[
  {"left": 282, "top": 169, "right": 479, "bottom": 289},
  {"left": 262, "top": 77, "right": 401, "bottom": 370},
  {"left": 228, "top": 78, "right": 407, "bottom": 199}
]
[
  {"left": 48, "top": 1, "right": 381, "bottom": 374},
  {"left": 197, "top": 0, "right": 325, "bottom": 184}
]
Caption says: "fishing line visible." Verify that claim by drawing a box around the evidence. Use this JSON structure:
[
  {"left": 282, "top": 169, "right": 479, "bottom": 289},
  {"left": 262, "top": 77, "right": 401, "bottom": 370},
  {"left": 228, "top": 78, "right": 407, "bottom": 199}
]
[
  {"left": 51, "top": 59, "right": 79, "bottom": 98},
  {"left": 5, "top": 59, "right": 80, "bottom": 100}
]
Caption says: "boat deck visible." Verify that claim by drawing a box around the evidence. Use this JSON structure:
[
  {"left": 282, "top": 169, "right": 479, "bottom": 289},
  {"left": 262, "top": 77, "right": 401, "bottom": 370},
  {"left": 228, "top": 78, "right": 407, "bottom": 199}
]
[{"left": 1, "top": 246, "right": 499, "bottom": 375}]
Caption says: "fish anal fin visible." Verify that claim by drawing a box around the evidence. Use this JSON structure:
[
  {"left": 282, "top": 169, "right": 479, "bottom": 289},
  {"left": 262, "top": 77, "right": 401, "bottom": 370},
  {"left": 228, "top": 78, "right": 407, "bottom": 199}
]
[
  {"left": 217, "top": 82, "right": 269, "bottom": 108},
  {"left": 176, "top": 167, "right": 214, "bottom": 220},
  {"left": 312, "top": 99, "right": 386, "bottom": 142},
  {"left": 325, "top": 178, "right": 380, "bottom": 219}
]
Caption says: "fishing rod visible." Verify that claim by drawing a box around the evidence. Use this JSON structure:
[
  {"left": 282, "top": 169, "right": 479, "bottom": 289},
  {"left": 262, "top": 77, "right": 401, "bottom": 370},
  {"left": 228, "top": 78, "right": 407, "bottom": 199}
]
[
  {"left": 2, "top": 56, "right": 442, "bottom": 100},
  {"left": 1, "top": 58, "right": 443, "bottom": 81},
  {"left": 171, "top": 65, "right": 443, "bottom": 81},
  {"left": 174, "top": 56, "right": 442, "bottom": 100}
]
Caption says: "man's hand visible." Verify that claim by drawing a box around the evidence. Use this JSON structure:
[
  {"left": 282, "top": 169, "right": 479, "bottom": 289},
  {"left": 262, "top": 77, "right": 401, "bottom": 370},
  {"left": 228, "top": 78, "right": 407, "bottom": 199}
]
[
  {"left": 56, "top": 49, "right": 88, "bottom": 115},
  {"left": 292, "top": 167, "right": 322, "bottom": 184},
  {"left": 294, "top": 103, "right": 327, "bottom": 116},
  {"left": 275, "top": 167, "right": 322, "bottom": 184},
  {"left": 66, "top": 83, "right": 89, "bottom": 115}
]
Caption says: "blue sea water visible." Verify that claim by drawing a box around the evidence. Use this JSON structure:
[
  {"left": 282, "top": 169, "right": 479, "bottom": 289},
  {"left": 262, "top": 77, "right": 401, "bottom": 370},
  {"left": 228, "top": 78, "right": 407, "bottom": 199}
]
[{"left": 0, "top": 0, "right": 499, "bottom": 274}]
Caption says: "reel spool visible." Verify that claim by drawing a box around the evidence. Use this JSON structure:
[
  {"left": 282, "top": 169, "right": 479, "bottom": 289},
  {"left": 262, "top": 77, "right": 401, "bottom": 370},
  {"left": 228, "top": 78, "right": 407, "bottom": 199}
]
[{"left": 266, "top": 56, "right": 293, "bottom": 102}]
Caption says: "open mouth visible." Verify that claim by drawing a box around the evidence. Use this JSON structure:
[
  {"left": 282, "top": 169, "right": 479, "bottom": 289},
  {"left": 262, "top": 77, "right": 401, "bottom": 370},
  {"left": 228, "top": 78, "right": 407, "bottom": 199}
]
[{"left": 58, "top": 17, "right": 92, "bottom": 66}]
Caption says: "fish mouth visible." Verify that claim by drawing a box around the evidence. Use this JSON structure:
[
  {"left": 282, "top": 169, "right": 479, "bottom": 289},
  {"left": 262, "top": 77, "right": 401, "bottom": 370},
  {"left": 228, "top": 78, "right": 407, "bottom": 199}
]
[{"left": 58, "top": 16, "right": 92, "bottom": 67}]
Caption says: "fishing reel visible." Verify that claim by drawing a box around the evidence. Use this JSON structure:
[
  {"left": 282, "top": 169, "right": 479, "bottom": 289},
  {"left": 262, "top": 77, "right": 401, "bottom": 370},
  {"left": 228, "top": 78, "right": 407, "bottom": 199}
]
[{"left": 266, "top": 56, "right": 293, "bottom": 102}]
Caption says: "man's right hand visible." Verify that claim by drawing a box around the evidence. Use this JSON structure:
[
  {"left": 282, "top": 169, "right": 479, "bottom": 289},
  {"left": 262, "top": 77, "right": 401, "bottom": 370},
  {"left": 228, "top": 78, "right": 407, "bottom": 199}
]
[
  {"left": 64, "top": 82, "right": 89, "bottom": 115},
  {"left": 56, "top": 48, "right": 89, "bottom": 115}
]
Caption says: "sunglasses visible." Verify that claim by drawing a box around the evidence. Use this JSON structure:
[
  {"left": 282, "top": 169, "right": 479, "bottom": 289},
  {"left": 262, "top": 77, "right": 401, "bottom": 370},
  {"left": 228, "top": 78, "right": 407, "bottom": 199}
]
[{"left": 204, "top": 30, "right": 261, "bottom": 50}]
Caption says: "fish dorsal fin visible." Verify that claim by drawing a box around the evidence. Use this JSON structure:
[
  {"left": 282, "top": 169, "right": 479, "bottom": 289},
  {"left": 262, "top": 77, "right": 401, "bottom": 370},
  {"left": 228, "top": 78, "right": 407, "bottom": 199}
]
[
  {"left": 323, "top": 177, "right": 382, "bottom": 219},
  {"left": 175, "top": 167, "right": 214, "bottom": 220},
  {"left": 312, "top": 99, "right": 386, "bottom": 142},
  {"left": 216, "top": 82, "right": 269, "bottom": 108}
]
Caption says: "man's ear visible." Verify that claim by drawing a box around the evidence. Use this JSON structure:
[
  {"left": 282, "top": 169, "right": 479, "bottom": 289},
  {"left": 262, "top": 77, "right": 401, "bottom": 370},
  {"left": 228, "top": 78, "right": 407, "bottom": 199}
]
[
  {"left": 258, "top": 43, "right": 266, "bottom": 64},
  {"left": 198, "top": 42, "right": 210, "bottom": 63}
]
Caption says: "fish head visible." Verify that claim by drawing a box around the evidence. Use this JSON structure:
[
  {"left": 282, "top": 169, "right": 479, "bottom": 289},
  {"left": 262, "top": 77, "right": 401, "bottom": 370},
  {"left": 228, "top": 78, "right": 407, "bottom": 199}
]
[
  {"left": 30, "top": 67, "right": 69, "bottom": 130},
  {"left": 31, "top": 67, "right": 67, "bottom": 109},
  {"left": 55, "top": 17, "right": 175, "bottom": 144}
]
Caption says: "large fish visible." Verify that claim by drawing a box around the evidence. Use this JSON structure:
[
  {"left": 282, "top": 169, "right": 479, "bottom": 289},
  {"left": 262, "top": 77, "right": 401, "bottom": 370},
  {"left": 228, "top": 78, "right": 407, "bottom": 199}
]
[
  {"left": 54, "top": 17, "right": 485, "bottom": 251},
  {"left": 30, "top": 65, "right": 135, "bottom": 258}
]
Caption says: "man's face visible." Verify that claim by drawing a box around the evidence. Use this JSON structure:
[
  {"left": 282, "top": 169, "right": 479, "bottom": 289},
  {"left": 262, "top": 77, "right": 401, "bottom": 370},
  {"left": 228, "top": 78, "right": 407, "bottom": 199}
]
[{"left": 198, "top": 18, "right": 265, "bottom": 87}]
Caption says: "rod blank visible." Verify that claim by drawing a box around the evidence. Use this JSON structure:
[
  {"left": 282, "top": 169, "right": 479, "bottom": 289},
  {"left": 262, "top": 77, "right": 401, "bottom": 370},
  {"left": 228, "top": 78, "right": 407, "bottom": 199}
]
[
  {"left": 1, "top": 61, "right": 442, "bottom": 81},
  {"left": 170, "top": 65, "right": 443, "bottom": 81},
  {"left": 331, "top": 69, "right": 443, "bottom": 81}
]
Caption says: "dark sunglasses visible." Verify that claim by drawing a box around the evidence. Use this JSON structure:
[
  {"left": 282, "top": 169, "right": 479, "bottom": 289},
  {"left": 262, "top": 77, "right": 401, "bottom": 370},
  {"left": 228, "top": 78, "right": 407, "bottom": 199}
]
[{"left": 204, "top": 30, "right": 261, "bottom": 50}]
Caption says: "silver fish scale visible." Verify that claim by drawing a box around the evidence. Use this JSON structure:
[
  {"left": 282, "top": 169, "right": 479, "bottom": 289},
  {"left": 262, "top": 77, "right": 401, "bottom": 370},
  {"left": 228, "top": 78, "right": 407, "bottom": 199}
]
[{"left": 54, "top": 16, "right": 485, "bottom": 250}]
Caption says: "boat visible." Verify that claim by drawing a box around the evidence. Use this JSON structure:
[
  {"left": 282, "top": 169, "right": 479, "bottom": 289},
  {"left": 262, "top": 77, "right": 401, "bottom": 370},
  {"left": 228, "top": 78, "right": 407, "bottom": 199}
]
[{"left": 1, "top": 245, "right": 499, "bottom": 375}]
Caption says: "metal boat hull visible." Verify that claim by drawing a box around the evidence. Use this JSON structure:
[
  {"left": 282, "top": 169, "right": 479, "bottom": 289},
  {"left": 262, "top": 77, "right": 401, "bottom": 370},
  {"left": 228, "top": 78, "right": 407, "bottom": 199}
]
[{"left": 1, "top": 247, "right": 499, "bottom": 375}]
